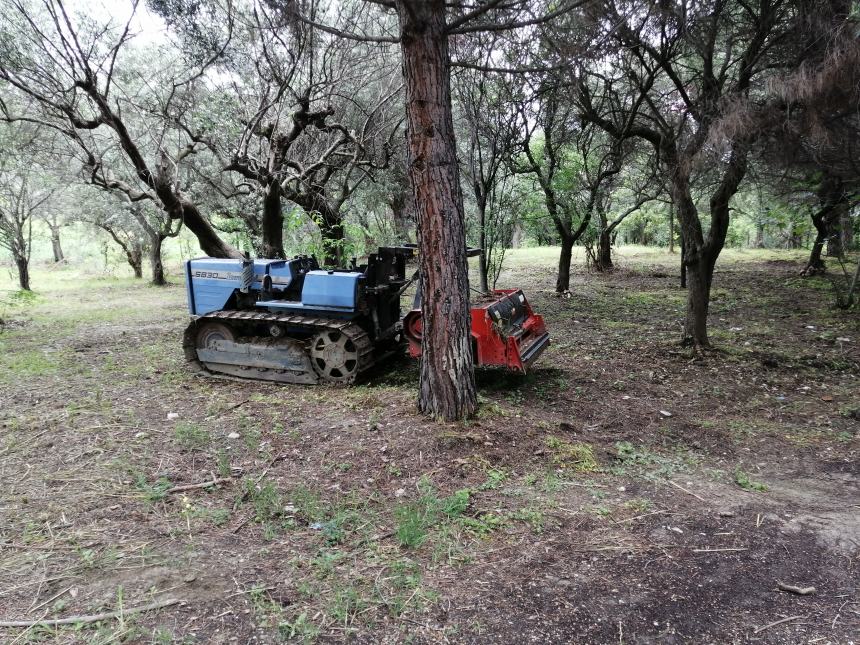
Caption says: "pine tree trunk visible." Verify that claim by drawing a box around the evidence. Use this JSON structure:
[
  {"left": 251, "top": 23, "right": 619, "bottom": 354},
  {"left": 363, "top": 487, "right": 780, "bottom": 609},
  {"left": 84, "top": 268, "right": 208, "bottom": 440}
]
[
  {"left": 397, "top": 0, "right": 477, "bottom": 421},
  {"left": 150, "top": 235, "right": 166, "bottom": 286},
  {"left": 478, "top": 201, "right": 489, "bottom": 293},
  {"left": 15, "top": 255, "right": 31, "bottom": 291},
  {"left": 826, "top": 213, "right": 844, "bottom": 257},
  {"left": 802, "top": 224, "right": 828, "bottom": 276},
  {"left": 556, "top": 236, "right": 574, "bottom": 292},
  {"left": 261, "top": 181, "right": 286, "bottom": 259}
]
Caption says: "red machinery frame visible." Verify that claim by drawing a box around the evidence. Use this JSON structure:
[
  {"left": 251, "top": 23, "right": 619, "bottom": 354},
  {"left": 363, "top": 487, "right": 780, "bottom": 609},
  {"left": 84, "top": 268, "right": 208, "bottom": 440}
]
[{"left": 402, "top": 289, "right": 550, "bottom": 372}]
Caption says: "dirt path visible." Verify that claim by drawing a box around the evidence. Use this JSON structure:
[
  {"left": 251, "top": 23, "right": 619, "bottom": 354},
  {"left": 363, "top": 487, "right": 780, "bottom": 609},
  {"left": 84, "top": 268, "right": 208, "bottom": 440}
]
[{"left": 1, "top": 251, "right": 857, "bottom": 643}]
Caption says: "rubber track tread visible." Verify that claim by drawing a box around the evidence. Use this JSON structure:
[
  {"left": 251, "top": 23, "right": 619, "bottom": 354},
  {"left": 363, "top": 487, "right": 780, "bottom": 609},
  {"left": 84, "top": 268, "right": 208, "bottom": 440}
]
[{"left": 183, "top": 310, "right": 374, "bottom": 384}]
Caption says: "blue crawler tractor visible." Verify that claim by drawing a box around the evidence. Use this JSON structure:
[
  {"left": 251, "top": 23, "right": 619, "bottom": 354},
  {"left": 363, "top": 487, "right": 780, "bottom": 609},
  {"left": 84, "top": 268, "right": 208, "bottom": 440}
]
[{"left": 183, "top": 246, "right": 549, "bottom": 384}]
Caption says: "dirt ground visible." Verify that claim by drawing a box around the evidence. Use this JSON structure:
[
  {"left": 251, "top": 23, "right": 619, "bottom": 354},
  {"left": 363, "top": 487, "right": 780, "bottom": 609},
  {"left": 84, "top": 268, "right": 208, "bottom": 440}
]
[{"left": 1, "top": 247, "right": 858, "bottom": 644}]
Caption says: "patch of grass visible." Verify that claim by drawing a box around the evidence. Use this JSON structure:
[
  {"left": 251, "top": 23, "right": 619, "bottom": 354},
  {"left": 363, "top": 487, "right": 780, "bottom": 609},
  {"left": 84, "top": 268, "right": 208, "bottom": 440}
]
[
  {"left": 135, "top": 475, "right": 173, "bottom": 503},
  {"left": 476, "top": 397, "right": 507, "bottom": 419},
  {"left": 623, "top": 498, "right": 652, "bottom": 513},
  {"left": 76, "top": 546, "right": 119, "bottom": 570},
  {"left": 394, "top": 478, "right": 472, "bottom": 549},
  {"left": 590, "top": 504, "right": 613, "bottom": 517},
  {"left": 246, "top": 477, "right": 282, "bottom": 524},
  {"left": 278, "top": 612, "right": 320, "bottom": 642},
  {"left": 174, "top": 421, "right": 210, "bottom": 451},
  {"left": 546, "top": 436, "right": 598, "bottom": 472},
  {"left": 379, "top": 558, "right": 436, "bottom": 616},
  {"left": 0, "top": 348, "right": 58, "bottom": 378},
  {"left": 458, "top": 512, "right": 508, "bottom": 536},
  {"left": 215, "top": 450, "right": 232, "bottom": 478},
  {"left": 309, "top": 548, "right": 348, "bottom": 579},
  {"left": 395, "top": 501, "right": 434, "bottom": 548},
  {"left": 510, "top": 506, "right": 546, "bottom": 533},
  {"left": 289, "top": 486, "right": 326, "bottom": 525},
  {"left": 610, "top": 441, "right": 695, "bottom": 480},
  {"left": 248, "top": 584, "right": 319, "bottom": 640},
  {"left": 329, "top": 586, "right": 368, "bottom": 626},
  {"left": 734, "top": 469, "right": 768, "bottom": 492},
  {"left": 479, "top": 467, "right": 508, "bottom": 490},
  {"left": 727, "top": 420, "right": 758, "bottom": 442}
]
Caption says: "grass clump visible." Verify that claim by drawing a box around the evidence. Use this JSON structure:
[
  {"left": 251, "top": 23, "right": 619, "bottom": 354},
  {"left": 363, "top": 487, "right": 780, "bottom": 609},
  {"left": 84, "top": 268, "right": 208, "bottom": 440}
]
[
  {"left": 174, "top": 421, "right": 210, "bottom": 451},
  {"left": 734, "top": 469, "right": 768, "bottom": 492},
  {"left": 546, "top": 436, "right": 598, "bottom": 472},
  {"left": 135, "top": 475, "right": 172, "bottom": 503},
  {"left": 394, "top": 478, "right": 472, "bottom": 549}
]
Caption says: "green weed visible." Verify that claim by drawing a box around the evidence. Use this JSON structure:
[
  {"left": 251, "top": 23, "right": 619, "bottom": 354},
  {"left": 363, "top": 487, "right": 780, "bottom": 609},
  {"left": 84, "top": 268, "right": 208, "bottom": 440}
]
[
  {"left": 278, "top": 612, "right": 319, "bottom": 642},
  {"left": 135, "top": 475, "right": 172, "bottom": 503},
  {"left": 546, "top": 436, "right": 598, "bottom": 472},
  {"left": 394, "top": 479, "right": 472, "bottom": 548},
  {"left": 734, "top": 470, "right": 768, "bottom": 492},
  {"left": 174, "top": 421, "right": 210, "bottom": 451}
]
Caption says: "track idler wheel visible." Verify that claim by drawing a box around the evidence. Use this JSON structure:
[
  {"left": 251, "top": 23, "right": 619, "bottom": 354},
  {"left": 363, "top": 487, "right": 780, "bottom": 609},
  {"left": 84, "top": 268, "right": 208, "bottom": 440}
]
[
  {"left": 309, "top": 329, "right": 360, "bottom": 383},
  {"left": 195, "top": 322, "right": 236, "bottom": 350}
]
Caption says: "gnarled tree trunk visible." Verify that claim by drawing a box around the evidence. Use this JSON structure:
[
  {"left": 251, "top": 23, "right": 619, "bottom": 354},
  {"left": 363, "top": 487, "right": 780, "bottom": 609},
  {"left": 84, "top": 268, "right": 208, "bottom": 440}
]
[
  {"left": 261, "top": 181, "right": 286, "bottom": 259},
  {"left": 596, "top": 228, "right": 613, "bottom": 271},
  {"left": 129, "top": 243, "right": 143, "bottom": 279},
  {"left": 14, "top": 255, "right": 30, "bottom": 291},
  {"left": 150, "top": 235, "right": 166, "bottom": 286},
  {"left": 557, "top": 235, "right": 574, "bottom": 292},
  {"left": 397, "top": 0, "right": 477, "bottom": 421},
  {"left": 802, "top": 177, "right": 845, "bottom": 276},
  {"left": 49, "top": 225, "right": 64, "bottom": 263}
]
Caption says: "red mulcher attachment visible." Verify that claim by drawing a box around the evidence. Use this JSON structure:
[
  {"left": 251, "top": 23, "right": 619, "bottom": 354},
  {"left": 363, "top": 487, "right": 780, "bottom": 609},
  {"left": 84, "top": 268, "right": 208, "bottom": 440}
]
[{"left": 402, "top": 289, "right": 550, "bottom": 372}]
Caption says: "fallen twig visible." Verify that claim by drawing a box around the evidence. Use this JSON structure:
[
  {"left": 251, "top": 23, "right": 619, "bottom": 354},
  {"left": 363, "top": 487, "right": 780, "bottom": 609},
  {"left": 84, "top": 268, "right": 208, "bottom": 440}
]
[
  {"left": 667, "top": 480, "right": 708, "bottom": 503},
  {"left": 692, "top": 547, "right": 748, "bottom": 553},
  {"left": 753, "top": 615, "right": 806, "bottom": 634},
  {"left": 28, "top": 586, "right": 72, "bottom": 615},
  {"left": 833, "top": 599, "right": 850, "bottom": 629},
  {"left": 205, "top": 398, "right": 250, "bottom": 420},
  {"left": 167, "top": 478, "right": 233, "bottom": 494},
  {"left": 777, "top": 581, "right": 816, "bottom": 596},
  {"left": 0, "top": 597, "right": 180, "bottom": 628},
  {"left": 0, "top": 428, "right": 53, "bottom": 458},
  {"left": 618, "top": 510, "right": 669, "bottom": 523}
]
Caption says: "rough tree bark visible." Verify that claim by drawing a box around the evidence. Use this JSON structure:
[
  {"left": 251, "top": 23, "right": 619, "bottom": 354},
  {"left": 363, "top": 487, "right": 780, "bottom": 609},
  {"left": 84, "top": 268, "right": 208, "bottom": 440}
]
[
  {"left": 130, "top": 247, "right": 143, "bottom": 279},
  {"left": 668, "top": 202, "right": 675, "bottom": 254},
  {"left": 14, "top": 254, "right": 30, "bottom": 290},
  {"left": 99, "top": 224, "right": 144, "bottom": 279},
  {"left": 672, "top": 146, "right": 748, "bottom": 349},
  {"left": 396, "top": 0, "right": 477, "bottom": 420},
  {"left": 802, "top": 177, "right": 845, "bottom": 276},
  {"left": 557, "top": 235, "right": 575, "bottom": 292},
  {"left": 49, "top": 224, "right": 64, "bottom": 262},
  {"left": 260, "top": 181, "right": 285, "bottom": 259},
  {"left": 597, "top": 228, "right": 613, "bottom": 271},
  {"left": 150, "top": 235, "right": 166, "bottom": 286}
]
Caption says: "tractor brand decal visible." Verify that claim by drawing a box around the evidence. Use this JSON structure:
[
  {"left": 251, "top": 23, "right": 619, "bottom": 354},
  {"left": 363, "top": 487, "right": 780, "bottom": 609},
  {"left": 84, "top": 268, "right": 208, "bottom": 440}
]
[{"left": 192, "top": 270, "right": 290, "bottom": 285}]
